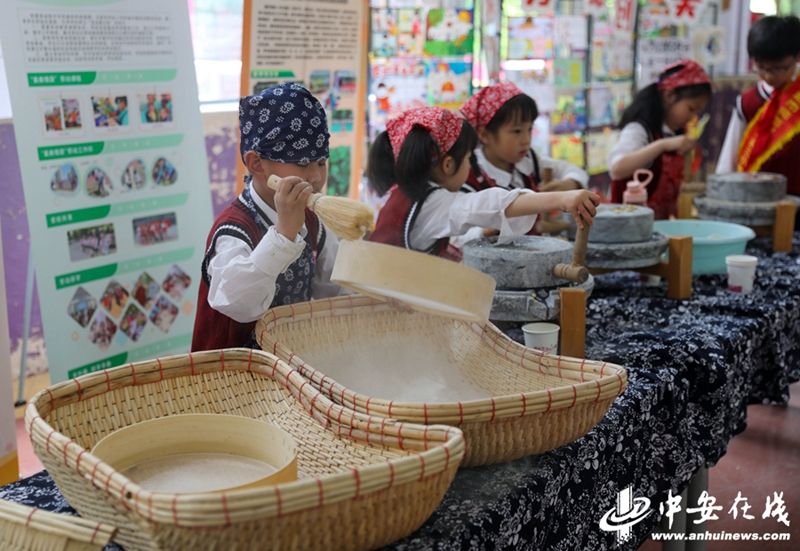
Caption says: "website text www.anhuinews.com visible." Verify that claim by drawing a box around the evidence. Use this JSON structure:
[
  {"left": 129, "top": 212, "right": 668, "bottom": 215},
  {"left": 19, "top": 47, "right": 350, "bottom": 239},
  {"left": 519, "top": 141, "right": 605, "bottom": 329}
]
[{"left": 651, "top": 531, "right": 791, "bottom": 542}]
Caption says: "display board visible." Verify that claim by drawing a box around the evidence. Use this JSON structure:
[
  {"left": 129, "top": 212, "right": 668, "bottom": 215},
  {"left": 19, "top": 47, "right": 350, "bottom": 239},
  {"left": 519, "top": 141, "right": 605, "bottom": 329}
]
[
  {"left": 0, "top": 221, "right": 17, "bottom": 486},
  {"left": 241, "top": 0, "right": 367, "bottom": 198},
  {"left": 0, "top": 0, "right": 214, "bottom": 383}
]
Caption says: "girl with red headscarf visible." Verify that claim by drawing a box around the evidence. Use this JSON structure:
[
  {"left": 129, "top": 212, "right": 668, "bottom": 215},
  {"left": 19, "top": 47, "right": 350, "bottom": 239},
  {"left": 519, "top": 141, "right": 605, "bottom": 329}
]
[
  {"left": 367, "top": 107, "right": 600, "bottom": 261},
  {"left": 607, "top": 59, "right": 712, "bottom": 220}
]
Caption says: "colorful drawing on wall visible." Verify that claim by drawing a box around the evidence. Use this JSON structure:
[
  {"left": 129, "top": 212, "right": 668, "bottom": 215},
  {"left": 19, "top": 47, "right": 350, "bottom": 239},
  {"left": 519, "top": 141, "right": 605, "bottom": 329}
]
[
  {"left": 67, "top": 223, "right": 117, "bottom": 262},
  {"left": 397, "top": 8, "right": 423, "bottom": 34},
  {"left": 424, "top": 9, "right": 473, "bottom": 56},
  {"left": 426, "top": 60, "right": 471, "bottom": 109},
  {"left": 588, "top": 86, "right": 614, "bottom": 127},
  {"left": 551, "top": 92, "right": 586, "bottom": 133},
  {"left": 610, "top": 82, "right": 633, "bottom": 124},
  {"left": 50, "top": 163, "right": 79, "bottom": 196},
  {"left": 372, "top": 31, "right": 398, "bottom": 57},
  {"left": 334, "top": 70, "right": 357, "bottom": 94},
  {"left": 554, "top": 58, "right": 585, "bottom": 89},
  {"left": 507, "top": 16, "right": 552, "bottom": 60},
  {"left": 67, "top": 287, "right": 97, "bottom": 328},
  {"left": 504, "top": 63, "right": 556, "bottom": 113},
  {"left": 327, "top": 146, "right": 351, "bottom": 197},
  {"left": 693, "top": 26, "right": 726, "bottom": 65},
  {"left": 553, "top": 16, "right": 588, "bottom": 56},
  {"left": 397, "top": 32, "right": 424, "bottom": 56},
  {"left": 550, "top": 134, "right": 585, "bottom": 167},
  {"left": 369, "top": 59, "right": 428, "bottom": 134},
  {"left": 585, "top": 129, "right": 619, "bottom": 175}
]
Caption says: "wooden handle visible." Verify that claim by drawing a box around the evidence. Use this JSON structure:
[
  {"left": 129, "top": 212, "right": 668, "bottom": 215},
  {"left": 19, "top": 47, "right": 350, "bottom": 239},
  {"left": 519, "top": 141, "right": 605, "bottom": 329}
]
[
  {"left": 541, "top": 167, "right": 553, "bottom": 184},
  {"left": 572, "top": 220, "right": 589, "bottom": 268},
  {"left": 552, "top": 263, "right": 589, "bottom": 283},
  {"left": 267, "top": 174, "right": 318, "bottom": 210}
]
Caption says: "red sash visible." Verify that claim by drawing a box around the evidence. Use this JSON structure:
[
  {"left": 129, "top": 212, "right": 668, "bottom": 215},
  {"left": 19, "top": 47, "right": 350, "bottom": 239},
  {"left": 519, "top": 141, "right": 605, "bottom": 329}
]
[{"left": 738, "top": 73, "right": 800, "bottom": 172}]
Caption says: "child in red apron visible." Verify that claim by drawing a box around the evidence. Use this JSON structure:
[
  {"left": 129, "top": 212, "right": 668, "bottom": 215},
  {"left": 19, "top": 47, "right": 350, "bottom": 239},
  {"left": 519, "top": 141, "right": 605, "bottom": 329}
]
[
  {"left": 367, "top": 107, "right": 600, "bottom": 260},
  {"left": 607, "top": 59, "right": 712, "bottom": 220}
]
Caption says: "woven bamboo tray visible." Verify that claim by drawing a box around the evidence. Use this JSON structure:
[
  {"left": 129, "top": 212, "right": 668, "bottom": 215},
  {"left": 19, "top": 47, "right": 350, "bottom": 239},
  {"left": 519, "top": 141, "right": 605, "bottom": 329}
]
[
  {"left": 0, "top": 498, "right": 116, "bottom": 551},
  {"left": 255, "top": 295, "right": 628, "bottom": 467},
  {"left": 25, "top": 349, "right": 464, "bottom": 551}
]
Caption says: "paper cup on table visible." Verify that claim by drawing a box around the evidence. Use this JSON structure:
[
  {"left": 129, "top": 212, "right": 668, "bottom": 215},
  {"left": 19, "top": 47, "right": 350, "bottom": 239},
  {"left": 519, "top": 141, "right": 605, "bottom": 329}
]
[
  {"left": 726, "top": 255, "right": 758, "bottom": 294},
  {"left": 521, "top": 322, "right": 560, "bottom": 354}
]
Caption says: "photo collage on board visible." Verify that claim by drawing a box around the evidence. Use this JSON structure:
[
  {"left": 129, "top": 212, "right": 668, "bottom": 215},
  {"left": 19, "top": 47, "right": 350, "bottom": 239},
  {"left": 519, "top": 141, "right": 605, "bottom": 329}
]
[{"left": 68, "top": 264, "right": 192, "bottom": 352}]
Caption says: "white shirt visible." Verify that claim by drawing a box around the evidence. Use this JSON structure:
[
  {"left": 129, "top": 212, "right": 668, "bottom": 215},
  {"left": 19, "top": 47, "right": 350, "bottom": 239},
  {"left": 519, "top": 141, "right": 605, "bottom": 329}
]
[
  {"left": 716, "top": 80, "right": 773, "bottom": 174},
  {"left": 472, "top": 147, "right": 589, "bottom": 190},
  {"left": 206, "top": 182, "right": 343, "bottom": 323},
  {"left": 607, "top": 122, "right": 676, "bottom": 175},
  {"left": 410, "top": 183, "right": 537, "bottom": 252}
]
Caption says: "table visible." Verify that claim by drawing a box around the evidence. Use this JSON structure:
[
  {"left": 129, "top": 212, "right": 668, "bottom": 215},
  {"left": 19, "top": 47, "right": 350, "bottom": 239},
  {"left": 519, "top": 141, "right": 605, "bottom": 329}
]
[{"left": 3, "top": 234, "right": 799, "bottom": 551}]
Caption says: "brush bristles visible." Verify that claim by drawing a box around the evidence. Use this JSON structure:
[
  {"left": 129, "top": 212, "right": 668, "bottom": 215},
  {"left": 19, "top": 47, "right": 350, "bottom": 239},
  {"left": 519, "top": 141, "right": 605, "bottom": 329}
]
[{"left": 312, "top": 196, "right": 375, "bottom": 240}]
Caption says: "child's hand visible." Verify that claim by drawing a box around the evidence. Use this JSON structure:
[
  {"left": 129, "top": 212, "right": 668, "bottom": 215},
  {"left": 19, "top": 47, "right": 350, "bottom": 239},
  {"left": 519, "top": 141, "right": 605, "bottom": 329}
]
[
  {"left": 538, "top": 178, "right": 581, "bottom": 192},
  {"left": 273, "top": 176, "right": 313, "bottom": 241},
  {"left": 561, "top": 190, "right": 601, "bottom": 230},
  {"left": 661, "top": 135, "right": 696, "bottom": 154}
]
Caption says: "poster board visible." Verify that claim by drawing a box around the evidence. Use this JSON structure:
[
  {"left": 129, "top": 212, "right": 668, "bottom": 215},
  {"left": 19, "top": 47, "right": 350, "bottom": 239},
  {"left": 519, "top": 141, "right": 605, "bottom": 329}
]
[
  {"left": 241, "top": 0, "right": 367, "bottom": 199},
  {"left": 0, "top": 0, "right": 214, "bottom": 383}
]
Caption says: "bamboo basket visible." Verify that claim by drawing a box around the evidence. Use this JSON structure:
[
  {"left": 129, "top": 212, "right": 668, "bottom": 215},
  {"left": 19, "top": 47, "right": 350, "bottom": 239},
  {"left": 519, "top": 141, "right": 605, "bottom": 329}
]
[
  {"left": 0, "top": 498, "right": 116, "bottom": 551},
  {"left": 25, "top": 348, "right": 465, "bottom": 551},
  {"left": 255, "top": 295, "right": 628, "bottom": 467}
]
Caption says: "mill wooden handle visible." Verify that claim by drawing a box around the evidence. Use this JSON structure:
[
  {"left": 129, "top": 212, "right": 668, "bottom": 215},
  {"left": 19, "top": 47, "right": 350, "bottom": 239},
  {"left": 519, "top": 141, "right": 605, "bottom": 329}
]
[{"left": 552, "top": 215, "right": 590, "bottom": 283}]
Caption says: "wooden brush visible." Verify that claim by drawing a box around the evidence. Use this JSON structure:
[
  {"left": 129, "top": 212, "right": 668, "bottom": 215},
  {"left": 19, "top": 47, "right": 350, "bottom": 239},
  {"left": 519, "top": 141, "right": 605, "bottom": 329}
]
[{"left": 267, "top": 175, "right": 375, "bottom": 240}]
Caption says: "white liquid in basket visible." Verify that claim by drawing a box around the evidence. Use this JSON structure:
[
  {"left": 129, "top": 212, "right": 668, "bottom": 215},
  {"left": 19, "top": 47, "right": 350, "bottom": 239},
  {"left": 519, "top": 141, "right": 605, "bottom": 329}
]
[
  {"left": 121, "top": 453, "right": 277, "bottom": 493},
  {"left": 301, "top": 340, "right": 491, "bottom": 403}
]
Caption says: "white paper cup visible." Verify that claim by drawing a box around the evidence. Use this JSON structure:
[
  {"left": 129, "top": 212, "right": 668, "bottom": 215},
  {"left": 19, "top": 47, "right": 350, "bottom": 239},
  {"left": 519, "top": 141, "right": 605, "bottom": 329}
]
[
  {"left": 726, "top": 255, "right": 758, "bottom": 294},
  {"left": 521, "top": 322, "right": 560, "bottom": 355}
]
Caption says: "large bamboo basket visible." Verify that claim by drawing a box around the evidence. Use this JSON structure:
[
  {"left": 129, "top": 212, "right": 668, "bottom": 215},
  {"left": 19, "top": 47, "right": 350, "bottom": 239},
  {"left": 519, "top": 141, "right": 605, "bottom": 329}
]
[
  {"left": 0, "top": 498, "right": 116, "bottom": 551},
  {"left": 25, "top": 349, "right": 465, "bottom": 551},
  {"left": 255, "top": 295, "right": 628, "bottom": 467}
]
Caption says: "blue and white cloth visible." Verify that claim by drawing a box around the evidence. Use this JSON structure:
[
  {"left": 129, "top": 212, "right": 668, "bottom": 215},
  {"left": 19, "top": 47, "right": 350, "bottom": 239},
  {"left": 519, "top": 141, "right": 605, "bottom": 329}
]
[{"left": 238, "top": 82, "right": 330, "bottom": 164}]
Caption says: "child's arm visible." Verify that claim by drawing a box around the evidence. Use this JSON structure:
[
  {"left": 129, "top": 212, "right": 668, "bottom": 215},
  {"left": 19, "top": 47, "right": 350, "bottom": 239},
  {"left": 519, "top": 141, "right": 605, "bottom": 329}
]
[
  {"left": 505, "top": 189, "right": 600, "bottom": 229},
  {"left": 536, "top": 155, "right": 589, "bottom": 191},
  {"left": 610, "top": 135, "right": 696, "bottom": 180}
]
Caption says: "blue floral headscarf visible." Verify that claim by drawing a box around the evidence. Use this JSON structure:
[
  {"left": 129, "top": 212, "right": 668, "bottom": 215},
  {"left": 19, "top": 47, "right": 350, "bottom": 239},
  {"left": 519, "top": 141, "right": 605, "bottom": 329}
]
[{"left": 238, "top": 82, "right": 330, "bottom": 164}]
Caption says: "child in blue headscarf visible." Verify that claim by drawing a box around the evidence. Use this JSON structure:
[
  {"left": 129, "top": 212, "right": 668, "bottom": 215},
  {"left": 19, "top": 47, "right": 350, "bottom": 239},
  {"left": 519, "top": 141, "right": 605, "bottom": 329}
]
[{"left": 192, "top": 83, "right": 345, "bottom": 351}]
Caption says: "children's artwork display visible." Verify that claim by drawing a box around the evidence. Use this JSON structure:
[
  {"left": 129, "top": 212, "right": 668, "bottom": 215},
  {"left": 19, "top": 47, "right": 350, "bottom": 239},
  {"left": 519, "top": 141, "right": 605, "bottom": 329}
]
[
  {"left": 585, "top": 129, "right": 620, "bottom": 175},
  {"left": 426, "top": 60, "right": 471, "bottom": 109},
  {"left": 693, "top": 26, "right": 725, "bottom": 65},
  {"left": 588, "top": 86, "right": 614, "bottom": 128},
  {"left": 424, "top": 9, "right": 474, "bottom": 56},
  {"left": 637, "top": 36, "right": 692, "bottom": 89},
  {"left": 553, "top": 16, "right": 588, "bottom": 55},
  {"left": 550, "top": 134, "right": 585, "bottom": 167},
  {"left": 504, "top": 63, "right": 556, "bottom": 113},
  {"left": 0, "top": 0, "right": 214, "bottom": 382},
  {"left": 609, "top": 82, "right": 633, "bottom": 123},
  {"left": 531, "top": 114, "right": 551, "bottom": 158},
  {"left": 551, "top": 91, "right": 586, "bottom": 133},
  {"left": 553, "top": 58, "right": 585, "bottom": 89},
  {"left": 369, "top": 59, "right": 428, "bottom": 135},
  {"left": 508, "top": 16, "right": 553, "bottom": 60}
]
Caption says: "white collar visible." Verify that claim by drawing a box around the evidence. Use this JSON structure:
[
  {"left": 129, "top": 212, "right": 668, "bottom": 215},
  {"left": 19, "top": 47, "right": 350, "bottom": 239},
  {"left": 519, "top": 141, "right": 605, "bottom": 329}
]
[
  {"left": 758, "top": 64, "right": 800, "bottom": 97},
  {"left": 474, "top": 147, "right": 534, "bottom": 189},
  {"left": 249, "top": 181, "right": 307, "bottom": 237}
]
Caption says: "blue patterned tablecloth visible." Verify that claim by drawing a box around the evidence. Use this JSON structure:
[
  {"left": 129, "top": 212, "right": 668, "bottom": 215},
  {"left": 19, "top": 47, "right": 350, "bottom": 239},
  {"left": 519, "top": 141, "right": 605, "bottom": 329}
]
[{"left": 3, "top": 235, "right": 799, "bottom": 551}]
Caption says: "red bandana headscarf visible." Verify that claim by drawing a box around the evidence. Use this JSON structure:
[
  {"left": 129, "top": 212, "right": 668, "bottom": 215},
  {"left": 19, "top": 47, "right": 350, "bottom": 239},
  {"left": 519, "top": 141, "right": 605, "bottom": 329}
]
[
  {"left": 460, "top": 81, "right": 524, "bottom": 129},
  {"left": 386, "top": 107, "right": 462, "bottom": 160},
  {"left": 656, "top": 59, "right": 712, "bottom": 91}
]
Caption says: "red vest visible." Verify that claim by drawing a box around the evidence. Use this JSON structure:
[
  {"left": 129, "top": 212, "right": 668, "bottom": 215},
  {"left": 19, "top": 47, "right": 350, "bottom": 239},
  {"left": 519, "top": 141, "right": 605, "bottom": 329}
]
[
  {"left": 610, "top": 125, "right": 684, "bottom": 220},
  {"left": 192, "top": 199, "right": 320, "bottom": 352},
  {"left": 368, "top": 185, "right": 462, "bottom": 261},
  {"left": 461, "top": 153, "right": 541, "bottom": 234},
  {"left": 738, "top": 85, "right": 800, "bottom": 195}
]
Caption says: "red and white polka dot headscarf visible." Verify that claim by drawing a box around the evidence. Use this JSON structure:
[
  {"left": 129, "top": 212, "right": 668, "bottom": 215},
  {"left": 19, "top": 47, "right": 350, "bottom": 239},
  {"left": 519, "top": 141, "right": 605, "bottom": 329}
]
[
  {"left": 656, "top": 59, "right": 712, "bottom": 91},
  {"left": 386, "top": 107, "right": 462, "bottom": 161},
  {"left": 460, "top": 82, "right": 524, "bottom": 129}
]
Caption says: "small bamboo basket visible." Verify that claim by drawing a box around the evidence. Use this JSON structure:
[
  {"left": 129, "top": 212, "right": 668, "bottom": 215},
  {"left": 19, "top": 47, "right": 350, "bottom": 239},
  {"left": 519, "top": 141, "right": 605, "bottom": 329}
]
[
  {"left": 25, "top": 348, "right": 464, "bottom": 551},
  {"left": 0, "top": 498, "right": 116, "bottom": 551},
  {"left": 256, "top": 295, "right": 628, "bottom": 467}
]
